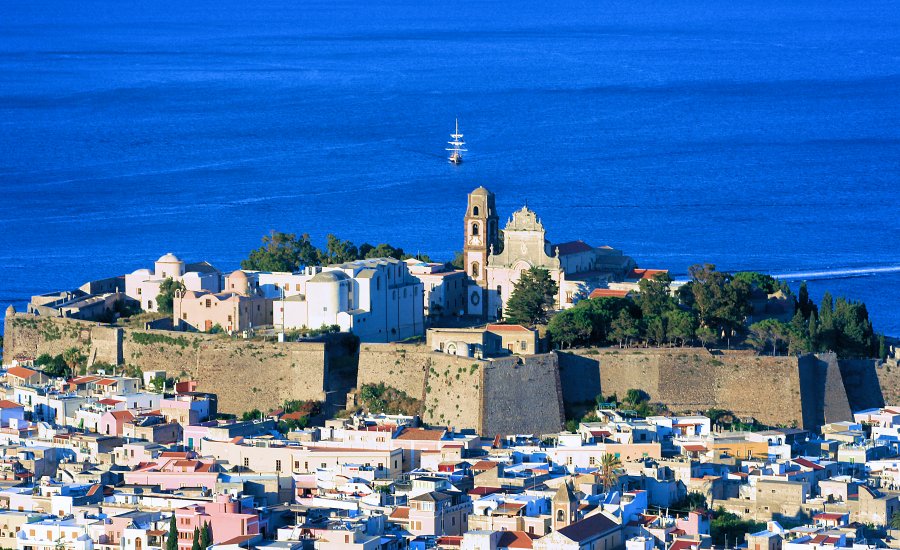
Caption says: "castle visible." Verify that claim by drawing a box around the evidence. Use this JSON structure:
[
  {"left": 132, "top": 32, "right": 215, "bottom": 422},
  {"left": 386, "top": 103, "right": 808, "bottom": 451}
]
[{"left": 462, "top": 186, "right": 636, "bottom": 320}]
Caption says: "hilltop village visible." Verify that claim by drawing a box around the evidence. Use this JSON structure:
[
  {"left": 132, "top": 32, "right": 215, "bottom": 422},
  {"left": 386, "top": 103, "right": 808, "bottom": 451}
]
[{"left": 1, "top": 188, "right": 899, "bottom": 549}]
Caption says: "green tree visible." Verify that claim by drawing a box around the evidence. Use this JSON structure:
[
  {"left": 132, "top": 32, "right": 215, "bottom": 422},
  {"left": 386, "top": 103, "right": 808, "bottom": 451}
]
[
  {"left": 504, "top": 267, "right": 559, "bottom": 325},
  {"left": 157, "top": 277, "right": 186, "bottom": 315},
  {"left": 645, "top": 315, "right": 667, "bottom": 346},
  {"left": 797, "top": 281, "right": 816, "bottom": 320},
  {"left": 62, "top": 347, "right": 86, "bottom": 375},
  {"left": 688, "top": 264, "right": 751, "bottom": 339},
  {"left": 637, "top": 272, "right": 674, "bottom": 318},
  {"left": 166, "top": 514, "right": 178, "bottom": 550},
  {"left": 610, "top": 309, "right": 640, "bottom": 347},
  {"left": 448, "top": 250, "right": 465, "bottom": 270},
  {"left": 363, "top": 243, "right": 405, "bottom": 260},
  {"left": 200, "top": 521, "right": 211, "bottom": 548},
  {"left": 320, "top": 234, "right": 359, "bottom": 264},
  {"left": 241, "top": 231, "right": 319, "bottom": 272},
  {"left": 891, "top": 511, "right": 900, "bottom": 530},
  {"left": 600, "top": 453, "right": 622, "bottom": 490},
  {"left": 191, "top": 526, "right": 201, "bottom": 550},
  {"left": 666, "top": 309, "right": 696, "bottom": 347},
  {"left": 547, "top": 308, "right": 592, "bottom": 349},
  {"left": 710, "top": 508, "right": 765, "bottom": 547},
  {"left": 733, "top": 271, "right": 785, "bottom": 294},
  {"left": 748, "top": 319, "right": 790, "bottom": 355},
  {"left": 696, "top": 325, "right": 717, "bottom": 347}
]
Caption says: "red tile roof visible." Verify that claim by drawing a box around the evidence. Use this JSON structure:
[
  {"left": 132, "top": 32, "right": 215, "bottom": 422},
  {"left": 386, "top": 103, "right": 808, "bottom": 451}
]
[
  {"left": 6, "top": 366, "right": 37, "bottom": 380},
  {"left": 110, "top": 411, "right": 134, "bottom": 421},
  {"left": 589, "top": 289, "right": 630, "bottom": 299},
  {"left": 497, "top": 530, "right": 536, "bottom": 548},
  {"left": 627, "top": 268, "right": 669, "bottom": 281},
  {"left": 389, "top": 506, "right": 410, "bottom": 520},
  {"left": 0, "top": 400, "right": 23, "bottom": 409},
  {"left": 395, "top": 428, "right": 446, "bottom": 441},
  {"left": 670, "top": 540, "right": 702, "bottom": 550},
  {"left": 794, "top": 458, "right": 825, "bottom": 471},
  {"left": 682, "top": 445, "right": 708, "bottom": 452}
]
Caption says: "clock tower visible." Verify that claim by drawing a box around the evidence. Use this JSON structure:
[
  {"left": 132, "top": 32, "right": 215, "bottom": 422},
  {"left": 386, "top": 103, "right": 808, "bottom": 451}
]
[{"left": 464, "top": 186, "right": 500, "bottom": 288}]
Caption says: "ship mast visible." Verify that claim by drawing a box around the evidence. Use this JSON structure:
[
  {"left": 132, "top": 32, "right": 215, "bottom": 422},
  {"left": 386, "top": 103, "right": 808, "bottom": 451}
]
[{"left": 446, "top": 118, "right": 467, "bottom": 164}]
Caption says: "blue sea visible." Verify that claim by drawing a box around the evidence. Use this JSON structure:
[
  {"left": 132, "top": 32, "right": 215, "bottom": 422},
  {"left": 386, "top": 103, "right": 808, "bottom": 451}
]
[{"left": 2, "top": 0, "right": 899, "bottom": 336}]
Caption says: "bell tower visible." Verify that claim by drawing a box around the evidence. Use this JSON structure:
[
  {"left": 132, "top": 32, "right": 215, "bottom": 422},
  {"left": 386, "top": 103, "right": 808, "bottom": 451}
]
[
  {"left": 552, "top": 478, "right": 579, "bottom": 530},
  {"left": 464, "top": 186, "right": 500, "bottom": 288}
]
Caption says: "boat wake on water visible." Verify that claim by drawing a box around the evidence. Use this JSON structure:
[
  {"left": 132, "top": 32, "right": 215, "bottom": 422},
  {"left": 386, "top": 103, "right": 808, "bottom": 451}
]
[{"left": 770, "top": 265, "right": 900, "bottom": 281}]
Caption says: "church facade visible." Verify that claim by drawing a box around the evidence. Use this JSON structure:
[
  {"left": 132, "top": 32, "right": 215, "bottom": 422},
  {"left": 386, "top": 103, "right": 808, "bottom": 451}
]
[{"left": 463, "top": 187, "right": 636, "bottom": 320}]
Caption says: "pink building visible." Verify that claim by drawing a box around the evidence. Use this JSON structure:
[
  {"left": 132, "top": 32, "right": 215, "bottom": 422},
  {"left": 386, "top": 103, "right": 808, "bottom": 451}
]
[
  {"left": 123, "top": 456, "right": 220, "bottom": 491},
  {"left": 174, "top": 494, "right": 261, "bottom": 549},
  {"left": 99, "top": 410, "right": 134, "bottom": 436}
]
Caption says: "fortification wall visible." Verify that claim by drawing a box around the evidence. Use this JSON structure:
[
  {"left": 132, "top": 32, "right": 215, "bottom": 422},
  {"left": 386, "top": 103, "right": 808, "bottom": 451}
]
[
  {"left": 480, "top": 353, "right": 565, "bottom": 437},
  {"left": 2, "top": 314, "right": 337, "bottom": 415},
  {"left": 838, "top": 359, "right": 885, "bottom": 410},
  {"left": 558, "top": 349, "right": 809, "bottom": 427},
  {"left": 4, "top": 314, "right": 883, "bottom": 432},
  {"left": 355, "top": 343, "right": 487, "bottom": 431},
  {"left": 356, "top": 343, "right": 431, "bottom": 399},
  {"left": 875, "top": 362, "right": 900, "bottom": 407}
]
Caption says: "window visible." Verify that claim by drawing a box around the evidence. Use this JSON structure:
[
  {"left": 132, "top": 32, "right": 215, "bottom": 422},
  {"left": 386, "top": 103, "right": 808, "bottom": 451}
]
[
  {"left": 243, "top": 458, "right": 249, "bottom": 467},
  {"left": 473, "top": 205, "right": 479, "bottom": 216},
  {"left": 205, "top": 299, "right": 211, "bottom": 308},
  {"left": 557, "top": 510, "right": 565, "bottom": 522},
  {"left": 137, "top": 288, "right": 142, "bottom": 295},
  {"left": 520, "top": 341, "right": 527, "bottom": 350},
  {"left": 471, "top": 262, "right": 480, "bottom": 278},
  {"left": 182, "top": 313, "right": 187, "bottom": 320},
  {"left": 589, "top": 456, "right": 596, "bottom": 465},
  {"left": 227, "top": 315, "right": 233, "bottom": 322},
  {"left": 275, "top": 460, "right": 282, "bottom": 472}
]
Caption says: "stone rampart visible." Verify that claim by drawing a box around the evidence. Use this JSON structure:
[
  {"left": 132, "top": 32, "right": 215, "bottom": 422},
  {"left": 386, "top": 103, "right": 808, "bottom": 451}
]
[
  {"left": 2, "top": 314, "right": 342, "bottom": 415},
  {"left": 3, "top": 314, "right": 885, "bottom": 432},
  {"left": 557, "top": 348, "right": 857, "bottom": 429},
  {"left": 480, "top": 353, "right": 565, "bottom": 437}
]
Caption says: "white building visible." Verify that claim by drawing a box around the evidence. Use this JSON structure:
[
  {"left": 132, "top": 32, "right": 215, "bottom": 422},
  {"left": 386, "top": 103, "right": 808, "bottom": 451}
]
[
  {"left": 124, "top": 253, "right": 221, "bottom": 312},
  {"left": 273, "top": 258, "right": 424, "bottom": 343},
  {"left": 405, "top": 259, "right": 468, "bottom": 320}
]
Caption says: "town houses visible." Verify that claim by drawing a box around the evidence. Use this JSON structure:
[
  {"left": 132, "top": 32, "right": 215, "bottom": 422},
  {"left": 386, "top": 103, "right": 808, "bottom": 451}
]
[{"left": 1, "top": 344, "right": 900, "bottom": 550}]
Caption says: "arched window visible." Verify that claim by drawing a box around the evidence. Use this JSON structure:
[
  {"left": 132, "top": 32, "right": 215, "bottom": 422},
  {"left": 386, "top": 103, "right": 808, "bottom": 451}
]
[
  {"left": 473, "top": 206, "right": 479, "bottom": 216},
  {"left": 471, "top": 262, "right": 480, "bottom": 278},
  {"left": 135, "top": 538, "right": 143, "bottom": 550},
  {"left": 471, "top": 222, "right": 479, "bottom": 236},
  {"left": 557, "top": 510, "right": 566, "bottom": 522}
]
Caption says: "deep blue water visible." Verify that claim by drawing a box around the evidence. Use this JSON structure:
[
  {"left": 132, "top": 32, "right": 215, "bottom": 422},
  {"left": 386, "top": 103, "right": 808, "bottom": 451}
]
[{"left": 1, "top": 0, "right": 899, "bottom": 336}]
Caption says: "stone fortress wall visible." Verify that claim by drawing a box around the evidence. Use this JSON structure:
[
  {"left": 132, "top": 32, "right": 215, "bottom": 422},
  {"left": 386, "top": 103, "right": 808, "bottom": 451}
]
[{"left": 2, "top": 313, "right": 886, "bottom": 433}]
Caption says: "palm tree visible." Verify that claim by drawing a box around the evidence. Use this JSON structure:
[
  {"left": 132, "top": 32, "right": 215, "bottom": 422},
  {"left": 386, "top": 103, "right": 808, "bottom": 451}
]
[
  {"left": 890, "top": 511, "right": 900, "bottom": 531},
  {"left": 600, "top": 453, "right": 622, "bottom": 491}
]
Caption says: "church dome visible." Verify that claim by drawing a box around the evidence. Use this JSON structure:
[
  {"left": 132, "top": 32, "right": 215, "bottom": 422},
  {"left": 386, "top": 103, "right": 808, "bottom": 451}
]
[
  {"left": 470, "top": 186, "right": 492, "bottom": 196},
  {"left": 4, "top": 304, "right": 14, "bottom": 317},
  {"left": 229, "top": 270, "right": 248, "bottom": 280},
  {"left": 157, "top": 252, "right": 181, "bottom": 263},
  {"left": 309, "top": 270, "right": 350, "bottom": 283}
]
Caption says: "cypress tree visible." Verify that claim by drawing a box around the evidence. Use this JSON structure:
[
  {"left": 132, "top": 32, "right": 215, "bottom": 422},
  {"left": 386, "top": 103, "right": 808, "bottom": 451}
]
[
  {"left": 200, "top": 521, "right": 212, "bottom": 549},
  {"left": 166, "top": 515, "right": 178, "bottom": 550},
  {"left": 191, "top": 526, "right": 201, "bottom": 550}
]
